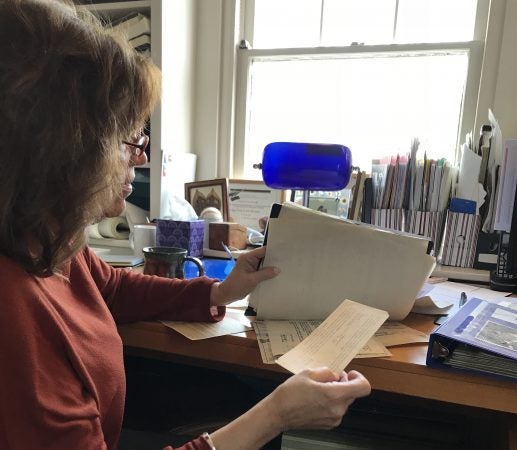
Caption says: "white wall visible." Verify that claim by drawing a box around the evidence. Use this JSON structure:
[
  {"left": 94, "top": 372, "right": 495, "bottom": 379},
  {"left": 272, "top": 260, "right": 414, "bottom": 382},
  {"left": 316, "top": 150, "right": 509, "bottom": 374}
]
[
  {"left": 160, "top": 0, "right": 195, "bottom": 157},
  {"left": 492, "top": 0, "right": 517, "bottom": 138},
  {"left": 192, "top": 0, "right": 224, "bottom": 180}
]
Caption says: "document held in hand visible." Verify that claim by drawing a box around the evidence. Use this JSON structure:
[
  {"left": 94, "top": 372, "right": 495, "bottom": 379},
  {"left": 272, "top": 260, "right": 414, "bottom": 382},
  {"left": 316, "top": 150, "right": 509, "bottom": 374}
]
[
  {"left": 427, "top": 297, "right": 517, "bottom": 381},
  {"left": 276, "top": 300, "right": 389, "bottom": 374},
  {"left": 248, "top": 202, "right": 436, "bottom": 321}
]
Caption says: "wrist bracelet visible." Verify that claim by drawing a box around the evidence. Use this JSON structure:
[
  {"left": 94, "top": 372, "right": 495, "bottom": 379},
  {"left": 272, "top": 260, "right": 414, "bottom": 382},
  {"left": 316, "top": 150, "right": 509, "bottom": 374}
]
[{"left": 201, "top": 432, "right": 216, "bottom": 450}]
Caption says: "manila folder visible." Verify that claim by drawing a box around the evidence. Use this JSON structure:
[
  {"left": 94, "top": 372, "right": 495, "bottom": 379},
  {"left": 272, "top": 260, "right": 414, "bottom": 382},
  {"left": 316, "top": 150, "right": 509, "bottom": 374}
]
[{"left": 249, "top": 203, "right": 436, "bottom": 321}]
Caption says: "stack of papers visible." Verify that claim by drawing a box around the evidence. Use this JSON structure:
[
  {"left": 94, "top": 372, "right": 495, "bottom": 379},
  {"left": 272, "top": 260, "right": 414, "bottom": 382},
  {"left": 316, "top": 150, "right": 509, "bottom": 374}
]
[{"left": 253, "top": 312, "right": 429, "bottom": 368}]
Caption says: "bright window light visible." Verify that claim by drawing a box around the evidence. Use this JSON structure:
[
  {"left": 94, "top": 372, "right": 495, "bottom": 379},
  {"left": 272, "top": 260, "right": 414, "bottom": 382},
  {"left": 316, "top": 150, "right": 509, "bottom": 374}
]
[
  {"left": 252, "top": 0, "right": 478, "bottom": 48},
  {"left": 253, "top": 0, "right": 322, "bottom": 49},
  {"left": 321, "top": 0, "right": 396, "bottom": 45},
  {"left": 396, "top": 0, "right": 477, "bottom": 43},
  {"left": 239, "top": 1, "right": 480, "bottom": 178},
  {"left": 243, "top": 52, "right": 468, "bottom": 178}
]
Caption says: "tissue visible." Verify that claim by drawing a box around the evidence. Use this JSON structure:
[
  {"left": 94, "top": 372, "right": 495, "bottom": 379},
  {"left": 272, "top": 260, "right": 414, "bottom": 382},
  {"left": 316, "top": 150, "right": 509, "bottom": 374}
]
[
  {"left": 155, "top": 219, "right": 205, "bottom": 257},
  {"left": 160, "top": 193, "right": 198, "bottom": 221}
]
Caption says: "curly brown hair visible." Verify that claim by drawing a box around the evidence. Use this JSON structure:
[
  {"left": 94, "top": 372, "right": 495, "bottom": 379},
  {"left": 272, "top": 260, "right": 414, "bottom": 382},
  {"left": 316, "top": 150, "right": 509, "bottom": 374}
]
[{"left": 0, "top": 0, "right": 161, "bottom": 276}]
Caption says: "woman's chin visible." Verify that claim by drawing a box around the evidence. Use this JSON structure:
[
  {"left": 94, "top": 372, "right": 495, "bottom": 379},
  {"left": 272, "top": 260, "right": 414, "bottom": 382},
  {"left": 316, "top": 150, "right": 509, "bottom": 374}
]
[{"left": 103, "top": 199, "right": 126, "bottom": 218}]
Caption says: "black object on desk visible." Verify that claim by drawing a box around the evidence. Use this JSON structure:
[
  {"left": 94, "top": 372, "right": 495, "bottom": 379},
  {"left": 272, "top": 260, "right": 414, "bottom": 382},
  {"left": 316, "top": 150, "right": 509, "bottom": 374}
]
[{"left": 490, "top": 183, "right": 517, "bottom": 292}]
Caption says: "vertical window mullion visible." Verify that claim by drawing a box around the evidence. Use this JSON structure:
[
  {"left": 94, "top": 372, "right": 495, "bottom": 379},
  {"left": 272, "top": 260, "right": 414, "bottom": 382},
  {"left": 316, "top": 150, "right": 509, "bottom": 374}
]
[
  {"left": 393, "top": 0, "right": 400, "bottom": 41},
  {"left": 233, "top": 48, "right": 253, "bottom": 178},
  {"left": 319, "top": 0, "right": 325, "bottom": 44},
  {"left": 241, "top": 0, "right": 255, "bottom": 46}
]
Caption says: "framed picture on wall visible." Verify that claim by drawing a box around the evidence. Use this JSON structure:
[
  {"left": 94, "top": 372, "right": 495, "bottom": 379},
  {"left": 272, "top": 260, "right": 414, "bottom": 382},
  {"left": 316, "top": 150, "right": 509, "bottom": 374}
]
[
  {"left": 228, "top": 179, "right": 287, "bottom": 231},
  {"left": 185, "top": 178, "right": 230, "bottom": 221}
]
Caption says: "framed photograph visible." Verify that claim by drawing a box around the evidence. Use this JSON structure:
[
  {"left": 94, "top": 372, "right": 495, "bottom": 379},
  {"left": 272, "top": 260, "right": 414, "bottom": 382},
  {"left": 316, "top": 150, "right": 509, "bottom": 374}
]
[
  {"left": 185, "top": 178, "right": 229, "bottom": 221},
  {"left": 229, "top": 179, "right": 287, "bottom": 231}
]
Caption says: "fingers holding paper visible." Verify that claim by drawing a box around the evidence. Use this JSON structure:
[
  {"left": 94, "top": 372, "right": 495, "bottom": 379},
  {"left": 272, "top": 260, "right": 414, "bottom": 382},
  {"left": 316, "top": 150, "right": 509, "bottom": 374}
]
[
  {"left": 210, "top": 246, "right": 280, "bottom": 306},
  {"left": 269, "top": 368, "right": 371, "bottom": 431}
]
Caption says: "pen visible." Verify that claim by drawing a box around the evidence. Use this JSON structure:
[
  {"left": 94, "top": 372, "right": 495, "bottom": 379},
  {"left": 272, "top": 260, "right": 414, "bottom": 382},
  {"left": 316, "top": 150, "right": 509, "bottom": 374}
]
[{"left": 459, "top": 292, "right": 467, "bottom": 307}]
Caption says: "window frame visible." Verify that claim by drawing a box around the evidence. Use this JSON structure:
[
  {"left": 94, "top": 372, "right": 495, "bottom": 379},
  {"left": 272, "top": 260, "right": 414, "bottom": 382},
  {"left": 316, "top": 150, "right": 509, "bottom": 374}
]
[{"left": 227, "top": 0, "right": 494, "bottom": 178}]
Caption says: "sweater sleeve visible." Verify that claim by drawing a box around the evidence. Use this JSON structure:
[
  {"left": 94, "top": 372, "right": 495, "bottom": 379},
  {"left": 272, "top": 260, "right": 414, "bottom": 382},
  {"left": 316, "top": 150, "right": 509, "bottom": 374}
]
[{"left": 82, "top": 247, "right": 225, "bottom": 324}]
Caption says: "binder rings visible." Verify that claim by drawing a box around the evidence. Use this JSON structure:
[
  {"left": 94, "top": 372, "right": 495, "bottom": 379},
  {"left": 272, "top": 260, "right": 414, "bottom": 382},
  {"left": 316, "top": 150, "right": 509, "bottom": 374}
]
[{"left": 426, "top": 297, "right": 517, "bottom": 381}]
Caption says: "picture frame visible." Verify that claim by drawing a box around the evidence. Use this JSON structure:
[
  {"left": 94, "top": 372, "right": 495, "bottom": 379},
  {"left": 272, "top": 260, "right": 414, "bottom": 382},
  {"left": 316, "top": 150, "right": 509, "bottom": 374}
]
[
  {"left": 184, "top": 178, "right": 230, "bottom": 221},
  {"left": 228, "top": 179, "right": 287, "bottom": 231}
]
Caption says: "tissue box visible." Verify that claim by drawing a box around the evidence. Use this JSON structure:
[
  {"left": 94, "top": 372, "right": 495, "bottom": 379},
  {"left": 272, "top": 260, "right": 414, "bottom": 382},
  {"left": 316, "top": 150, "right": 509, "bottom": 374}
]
[{"left": 155, "top": 219, "right": 205, "bottom": 257}]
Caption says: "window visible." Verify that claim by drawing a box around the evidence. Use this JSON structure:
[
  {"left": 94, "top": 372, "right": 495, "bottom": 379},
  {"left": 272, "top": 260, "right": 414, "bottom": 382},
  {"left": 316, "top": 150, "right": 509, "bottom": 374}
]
[{"left": 232, "top": 0, "right": 489, "bottom": 179}]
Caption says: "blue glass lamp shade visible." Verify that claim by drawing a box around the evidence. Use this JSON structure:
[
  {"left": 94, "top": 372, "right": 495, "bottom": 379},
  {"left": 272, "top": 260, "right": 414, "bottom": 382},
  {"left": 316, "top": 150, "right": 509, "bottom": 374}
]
[{"left": 260, "top": 142, "right": 352, "bottom": 190}]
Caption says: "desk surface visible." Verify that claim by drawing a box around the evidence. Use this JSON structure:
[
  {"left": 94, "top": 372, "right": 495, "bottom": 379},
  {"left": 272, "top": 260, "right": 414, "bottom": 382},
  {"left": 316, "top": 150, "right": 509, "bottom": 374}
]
[{"left": 118, "top": 310, "right": 517, "bottom": 415}]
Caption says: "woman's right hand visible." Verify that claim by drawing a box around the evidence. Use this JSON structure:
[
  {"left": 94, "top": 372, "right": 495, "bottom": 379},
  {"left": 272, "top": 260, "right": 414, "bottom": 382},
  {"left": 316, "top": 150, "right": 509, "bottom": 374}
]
[
  {"left": 209, "top": 367, "right": 371, "bottom": 449},
  {"left": 267, "top": 368, "right": 371, "bottom": 431}
]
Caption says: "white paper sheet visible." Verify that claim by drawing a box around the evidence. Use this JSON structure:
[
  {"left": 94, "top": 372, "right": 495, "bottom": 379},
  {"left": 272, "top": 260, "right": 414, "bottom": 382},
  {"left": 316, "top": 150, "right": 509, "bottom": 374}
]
[
  {"left": 412, "top": 280, "right": 511, "bottom": 314},
  {"left": 494, "top": 140, "right": 517, "bottom": 232},
  {"left": 456, "top": 144, "right": 486, "bottom": 213}
]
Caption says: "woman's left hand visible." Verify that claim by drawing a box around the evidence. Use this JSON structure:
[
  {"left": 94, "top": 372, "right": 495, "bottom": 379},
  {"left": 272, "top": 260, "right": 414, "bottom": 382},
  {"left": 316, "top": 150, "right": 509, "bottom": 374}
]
[{"left": 210, "top": 246, "right": 279, "bottom": 306}]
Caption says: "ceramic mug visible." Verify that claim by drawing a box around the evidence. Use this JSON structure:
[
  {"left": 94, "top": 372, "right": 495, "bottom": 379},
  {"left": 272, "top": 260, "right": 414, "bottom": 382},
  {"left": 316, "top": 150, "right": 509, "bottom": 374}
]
[{"left": 142, "top": 246, "right": 204, "bottom": 279}]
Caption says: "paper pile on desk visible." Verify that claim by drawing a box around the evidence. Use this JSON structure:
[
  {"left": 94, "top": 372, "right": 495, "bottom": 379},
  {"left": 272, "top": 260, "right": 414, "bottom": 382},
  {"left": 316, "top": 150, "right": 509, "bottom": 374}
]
[
  {"left": 249, "top": 202, "right": 436, "bottom": 321},
  {"left": 253, "top": 300, "right": 429, "bottom": 369},
  {"left": 253, "top": 320, "right": 391, "bottom": 365}
]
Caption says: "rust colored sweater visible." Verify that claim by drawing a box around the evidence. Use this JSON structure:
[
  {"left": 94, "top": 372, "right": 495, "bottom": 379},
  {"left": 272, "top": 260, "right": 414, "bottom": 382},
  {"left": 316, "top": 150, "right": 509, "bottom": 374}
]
[{"left": 0, "top": 247, "right": 224, "bottom": 450}]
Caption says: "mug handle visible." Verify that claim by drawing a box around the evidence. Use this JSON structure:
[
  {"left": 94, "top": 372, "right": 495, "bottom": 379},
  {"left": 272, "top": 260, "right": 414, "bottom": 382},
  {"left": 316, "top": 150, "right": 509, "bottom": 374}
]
[{"left": 183, "top": 256, "right": 205, "bottom": 277}]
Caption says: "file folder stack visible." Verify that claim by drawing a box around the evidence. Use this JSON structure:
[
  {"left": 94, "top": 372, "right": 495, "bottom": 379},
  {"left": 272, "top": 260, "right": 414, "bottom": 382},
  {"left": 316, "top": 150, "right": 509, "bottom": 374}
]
[{"left": 368, "top": 140, "right": 453, "bottom": 250}]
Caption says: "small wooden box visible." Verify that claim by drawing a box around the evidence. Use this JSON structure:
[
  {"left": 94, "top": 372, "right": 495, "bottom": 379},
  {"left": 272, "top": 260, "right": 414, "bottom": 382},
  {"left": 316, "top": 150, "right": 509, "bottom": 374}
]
[{"left": 209, "top": 222, "right": 247, "bottom": 250}]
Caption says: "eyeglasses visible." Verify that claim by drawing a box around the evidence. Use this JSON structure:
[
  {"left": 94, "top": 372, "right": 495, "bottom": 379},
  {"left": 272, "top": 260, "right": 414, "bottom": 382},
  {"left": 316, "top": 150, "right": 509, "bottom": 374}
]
[{"left": 122, "top": 132, "right": 149, "bottom": 157}]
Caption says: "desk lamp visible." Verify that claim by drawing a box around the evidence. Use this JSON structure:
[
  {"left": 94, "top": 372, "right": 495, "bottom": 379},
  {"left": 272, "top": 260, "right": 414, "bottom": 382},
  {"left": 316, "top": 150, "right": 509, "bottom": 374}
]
[{"left": 254, "top": 142, "right": 353, "bottom": 206}]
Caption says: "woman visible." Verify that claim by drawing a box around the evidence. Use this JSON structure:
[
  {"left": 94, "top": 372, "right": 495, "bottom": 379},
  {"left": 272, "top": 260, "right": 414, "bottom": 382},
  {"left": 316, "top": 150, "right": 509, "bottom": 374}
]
[{"left": 0, "top": 1, "right": 371, "bottom": 449}]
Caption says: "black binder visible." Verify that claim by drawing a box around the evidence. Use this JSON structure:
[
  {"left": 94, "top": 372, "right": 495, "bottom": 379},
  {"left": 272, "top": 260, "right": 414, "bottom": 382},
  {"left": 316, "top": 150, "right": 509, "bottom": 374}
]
[{"left": 426, "top": 296, "right": 517, "bottom": 382}]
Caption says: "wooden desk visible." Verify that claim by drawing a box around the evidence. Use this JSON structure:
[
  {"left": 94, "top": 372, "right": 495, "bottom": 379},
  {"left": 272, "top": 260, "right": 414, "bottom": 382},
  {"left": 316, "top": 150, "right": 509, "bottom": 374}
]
[{"left": 118, "top": 311, "right": 517, "bottom": 449}]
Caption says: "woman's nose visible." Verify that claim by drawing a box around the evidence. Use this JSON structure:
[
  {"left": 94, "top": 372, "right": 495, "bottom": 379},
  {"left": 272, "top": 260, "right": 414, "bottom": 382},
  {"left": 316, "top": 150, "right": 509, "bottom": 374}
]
[{"left": 129, "top": 150, "right": 147, "bottom": 167}]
